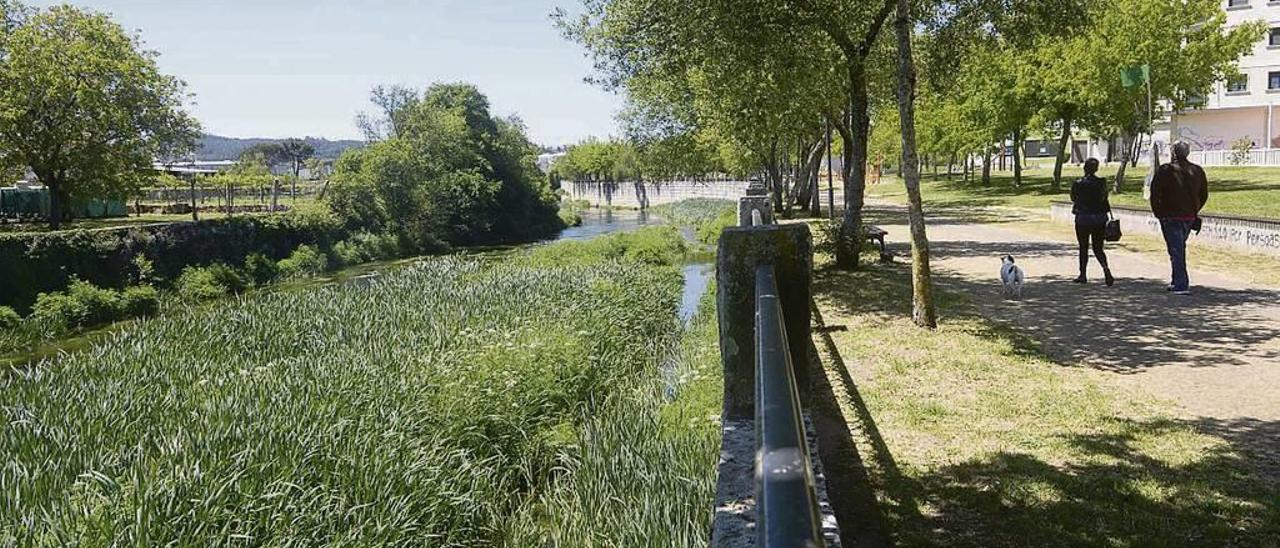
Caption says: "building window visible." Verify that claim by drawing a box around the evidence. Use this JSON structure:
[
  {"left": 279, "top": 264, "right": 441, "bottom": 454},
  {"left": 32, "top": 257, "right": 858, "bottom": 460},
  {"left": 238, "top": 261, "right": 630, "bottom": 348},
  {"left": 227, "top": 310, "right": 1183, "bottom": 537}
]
[
  {"left": 1270, "top": 71, "right": 1280, "bottom": 90},
  {"left": 1227, "top": 73, "right": 1249, "bottom": 93},
  {"left": 1228, "top": 0, "right": 1249, "bottom": 7},
  {"left": 1270, "top": 28, "right": 1280, "bottom": 46}
]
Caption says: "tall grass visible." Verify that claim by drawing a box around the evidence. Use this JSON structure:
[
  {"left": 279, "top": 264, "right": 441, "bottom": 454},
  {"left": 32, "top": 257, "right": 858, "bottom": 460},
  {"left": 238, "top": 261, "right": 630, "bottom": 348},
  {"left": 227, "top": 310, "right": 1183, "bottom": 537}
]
[
  {"left": 1, "top": 250, "right": 684, "bottom": 544},
  {"left": 651, "top": 199, "right": 736, "bottom": 244},
  {"left": 505, "top": 289, "right": 723, "bottom": 547}
]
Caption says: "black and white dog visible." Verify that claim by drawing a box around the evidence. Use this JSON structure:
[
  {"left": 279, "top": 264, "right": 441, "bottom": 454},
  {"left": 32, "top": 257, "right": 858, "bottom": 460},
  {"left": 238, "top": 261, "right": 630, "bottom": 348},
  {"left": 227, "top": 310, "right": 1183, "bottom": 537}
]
[{"left": 1000, "top": 255, "right": 1025, "bottom": 299}]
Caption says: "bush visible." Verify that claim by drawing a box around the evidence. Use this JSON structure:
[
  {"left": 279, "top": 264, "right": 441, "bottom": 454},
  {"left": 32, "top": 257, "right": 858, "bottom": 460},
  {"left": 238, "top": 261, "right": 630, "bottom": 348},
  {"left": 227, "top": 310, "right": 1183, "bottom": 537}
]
[
  {"left": 31, "top": 279, "right": 125, "bottom": 329},
  {"left": 522, "top": 227, "right": 687, "bottom": 267},
  {"left": 121, "top": 286, "right": 160, "bottom": 317},
  {"left": 0, "top": 208, "right": 346, "bottom": 314},
  {"left": 0, "top": 306, "right": 20, "bottom": 330},
  {"left": 278, "top": 245, "right": 329, "bottom": 279},
  {"left": 178, "top": 264, "right": 249, "bottom": 301},
  {"left": 244, "top": 253, "right": 280, "bottom": 285},
  {"left": 332, "top": 232, "right": 402, "bottom": 267}
]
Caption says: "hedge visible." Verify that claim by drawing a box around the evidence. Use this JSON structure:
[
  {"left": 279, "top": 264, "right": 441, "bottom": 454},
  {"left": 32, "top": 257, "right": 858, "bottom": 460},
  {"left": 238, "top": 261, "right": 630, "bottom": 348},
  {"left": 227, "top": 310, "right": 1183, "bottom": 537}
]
[{"left": 0, "top": 210, "right": 345, "bottom": 314}]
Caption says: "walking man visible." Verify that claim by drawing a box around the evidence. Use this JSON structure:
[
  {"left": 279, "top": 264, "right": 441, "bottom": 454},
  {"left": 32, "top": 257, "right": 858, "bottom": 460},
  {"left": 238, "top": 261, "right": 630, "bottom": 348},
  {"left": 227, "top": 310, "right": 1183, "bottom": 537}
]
[{"left": 1149, "top": 141, "right": 1209, "bottom": 295}]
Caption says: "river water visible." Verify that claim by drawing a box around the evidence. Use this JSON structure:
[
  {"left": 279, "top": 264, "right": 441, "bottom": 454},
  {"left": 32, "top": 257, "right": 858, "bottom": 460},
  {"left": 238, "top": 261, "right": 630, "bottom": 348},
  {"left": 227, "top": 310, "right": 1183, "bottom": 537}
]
[{"left": 557, "top": 208, "right": 712, "bottom": 323}]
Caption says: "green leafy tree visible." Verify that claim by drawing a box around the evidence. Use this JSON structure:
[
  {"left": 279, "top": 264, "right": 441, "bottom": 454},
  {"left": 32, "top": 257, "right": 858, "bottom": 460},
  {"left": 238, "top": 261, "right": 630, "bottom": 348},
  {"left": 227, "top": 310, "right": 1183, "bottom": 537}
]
[
  {"left": 329, "top": 83, "right": 559, "bottom": 249},
  {"left": 0, "top": 3, "right": 200, "bottom": 228},
  {"left": 1077, "top": 0, "right": 1261, "bottom": 191}
]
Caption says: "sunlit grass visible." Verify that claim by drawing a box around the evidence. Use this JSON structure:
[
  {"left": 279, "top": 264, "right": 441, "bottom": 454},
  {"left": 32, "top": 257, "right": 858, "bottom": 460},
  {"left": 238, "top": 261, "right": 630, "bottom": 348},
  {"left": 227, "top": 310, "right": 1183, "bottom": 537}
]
[
  {"left": 807, "top": 224, "right": 1280, "bottom": 546},
  {"left": 869, "top": 164, "right": 1280, "bottom": 219}
]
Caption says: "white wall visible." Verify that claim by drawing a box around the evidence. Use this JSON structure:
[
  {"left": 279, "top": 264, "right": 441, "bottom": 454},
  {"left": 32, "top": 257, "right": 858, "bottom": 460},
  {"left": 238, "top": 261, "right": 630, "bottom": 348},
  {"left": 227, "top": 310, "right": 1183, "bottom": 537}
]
[
  {"left": 1176, "top": 106, "right": 1268, "bottom": 151},
  {"left": 562, "top": 180, "right": 752, "bottom": 209}
]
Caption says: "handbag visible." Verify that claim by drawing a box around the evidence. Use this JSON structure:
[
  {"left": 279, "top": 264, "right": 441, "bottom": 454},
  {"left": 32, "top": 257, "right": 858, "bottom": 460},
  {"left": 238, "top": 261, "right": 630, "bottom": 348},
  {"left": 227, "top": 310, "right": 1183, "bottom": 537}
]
[{"left": 1104, "top": 215, "right": 1122, "bottom": 242}]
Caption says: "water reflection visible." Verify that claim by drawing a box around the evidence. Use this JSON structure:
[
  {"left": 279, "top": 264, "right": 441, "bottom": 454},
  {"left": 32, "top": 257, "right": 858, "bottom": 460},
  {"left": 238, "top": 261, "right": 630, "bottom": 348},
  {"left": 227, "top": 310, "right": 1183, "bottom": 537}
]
[{"left": 556, "top": 208, "right": 653, "bottom": 241}]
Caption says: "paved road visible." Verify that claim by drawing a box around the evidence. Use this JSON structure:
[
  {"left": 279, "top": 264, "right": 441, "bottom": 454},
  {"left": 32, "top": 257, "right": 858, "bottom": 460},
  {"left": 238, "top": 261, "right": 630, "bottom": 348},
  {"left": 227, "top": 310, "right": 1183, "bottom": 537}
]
[{"left": 869, "top": 204, "right": 1280, "bottom": 433}]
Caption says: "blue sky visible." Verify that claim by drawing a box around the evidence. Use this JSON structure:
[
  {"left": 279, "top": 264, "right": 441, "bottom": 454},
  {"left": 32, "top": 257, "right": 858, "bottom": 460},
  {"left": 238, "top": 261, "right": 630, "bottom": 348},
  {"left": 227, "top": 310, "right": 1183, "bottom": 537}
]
[{"left": 27, "top": 0, "right": 622, "bottom": 146}]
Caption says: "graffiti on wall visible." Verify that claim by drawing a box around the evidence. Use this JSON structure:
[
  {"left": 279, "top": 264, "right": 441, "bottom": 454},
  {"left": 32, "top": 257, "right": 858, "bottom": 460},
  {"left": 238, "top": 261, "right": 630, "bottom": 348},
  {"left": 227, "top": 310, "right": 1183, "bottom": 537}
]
[{"left": 1177, "top": 126, "right": 1227, "bottom": 151}]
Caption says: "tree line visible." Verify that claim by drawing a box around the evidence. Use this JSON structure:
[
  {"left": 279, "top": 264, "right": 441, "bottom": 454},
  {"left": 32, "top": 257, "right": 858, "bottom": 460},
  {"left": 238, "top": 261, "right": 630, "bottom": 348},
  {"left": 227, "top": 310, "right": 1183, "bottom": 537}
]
[
  {"left": 558, "top": 0, "right": 1258, "bottom": 327},
  {"left": 0, "top": 1, "right": 563, "bottom": 247}
]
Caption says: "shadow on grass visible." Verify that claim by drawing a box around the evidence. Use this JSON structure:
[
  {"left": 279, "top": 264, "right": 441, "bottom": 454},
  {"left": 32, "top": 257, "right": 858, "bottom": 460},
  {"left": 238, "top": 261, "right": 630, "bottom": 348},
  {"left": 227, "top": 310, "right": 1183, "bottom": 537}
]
[{"left": 810, "top": 260, "right": 1280, "bottom": 547}]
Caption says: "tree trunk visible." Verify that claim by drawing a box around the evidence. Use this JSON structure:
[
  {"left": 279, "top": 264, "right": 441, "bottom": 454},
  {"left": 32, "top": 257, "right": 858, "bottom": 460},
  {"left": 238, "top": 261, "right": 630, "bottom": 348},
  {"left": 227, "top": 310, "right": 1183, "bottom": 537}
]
[
  {"left": 1052, "top": 113, "right": 1073, "bottom": 191},
  {"left": 835, "top": 65, "right": 872, "bottom": 270},
  {"left": 946, "top": 152, "right": 956, "bottom": 180},
  {"left": 767, "top": 140, "right": 785, "bottom": 214},
  {"left": 981, "top": 146, "right": 992, "bottom": 186},
  {"left": 272, "top": 178, "right": 280, "bottom": 211},
  {"left": 1012, "top": 127, "right": 1024, "bottom": 188},
  {"left": 801, "top": 137, "right": 825, "bottom": 215},
  {"left": 190, "top": 177, "right": 199, "bottom": 221},
  {"left": 894, "top": 0, "right": 937, "bottom": 328},
  {"left": 1114, "top": 131, "right": 1138, "bottom": 193},
  {"left": 46, "top": 177, "right": 64, "bottom": 230}
]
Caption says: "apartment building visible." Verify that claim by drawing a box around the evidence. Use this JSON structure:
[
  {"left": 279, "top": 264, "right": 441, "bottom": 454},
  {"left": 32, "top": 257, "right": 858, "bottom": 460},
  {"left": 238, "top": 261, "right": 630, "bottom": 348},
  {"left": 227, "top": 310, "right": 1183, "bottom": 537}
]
[{"left": 1173, "top": 0, "right": 1280, "bottom": 155}]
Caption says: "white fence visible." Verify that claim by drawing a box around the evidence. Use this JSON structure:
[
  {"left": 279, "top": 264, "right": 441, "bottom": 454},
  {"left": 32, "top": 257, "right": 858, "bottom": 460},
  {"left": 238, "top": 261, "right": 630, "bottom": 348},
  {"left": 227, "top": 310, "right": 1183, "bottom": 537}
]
[{"left": 1187, "top": 149, "right": 1280, "bottom": 167}]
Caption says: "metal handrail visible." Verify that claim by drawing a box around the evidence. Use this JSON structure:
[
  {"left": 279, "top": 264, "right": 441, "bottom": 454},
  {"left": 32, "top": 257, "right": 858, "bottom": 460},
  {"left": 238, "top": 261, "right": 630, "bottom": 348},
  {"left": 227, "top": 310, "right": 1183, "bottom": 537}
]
[{"left": 754, "top": 265, "right": 824, "bottom": 547}]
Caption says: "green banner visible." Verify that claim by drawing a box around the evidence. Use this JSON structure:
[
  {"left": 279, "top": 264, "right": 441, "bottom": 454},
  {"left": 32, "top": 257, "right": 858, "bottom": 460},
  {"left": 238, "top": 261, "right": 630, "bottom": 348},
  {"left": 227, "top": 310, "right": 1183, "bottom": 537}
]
[{"left": 1120, "top": 65, "right": 1150, "bottom": 88}]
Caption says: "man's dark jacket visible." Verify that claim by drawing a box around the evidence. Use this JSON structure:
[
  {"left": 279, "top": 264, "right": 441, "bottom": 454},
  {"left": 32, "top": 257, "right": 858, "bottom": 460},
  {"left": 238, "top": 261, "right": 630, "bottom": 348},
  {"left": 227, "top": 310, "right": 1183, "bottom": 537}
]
[{"left": 1150, "top": 160, "right": 1209, "bottom": 219}]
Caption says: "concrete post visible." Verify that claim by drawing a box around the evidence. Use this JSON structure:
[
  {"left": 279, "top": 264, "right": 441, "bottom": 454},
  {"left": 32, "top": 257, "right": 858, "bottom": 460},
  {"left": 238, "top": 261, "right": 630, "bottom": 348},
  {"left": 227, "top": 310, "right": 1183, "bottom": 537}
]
[
  {"left": 716, "top": 223, "right": 813, "bottom": 420},
  {"left": 739, "top": 180, "right": 773, "bottom": 226}
]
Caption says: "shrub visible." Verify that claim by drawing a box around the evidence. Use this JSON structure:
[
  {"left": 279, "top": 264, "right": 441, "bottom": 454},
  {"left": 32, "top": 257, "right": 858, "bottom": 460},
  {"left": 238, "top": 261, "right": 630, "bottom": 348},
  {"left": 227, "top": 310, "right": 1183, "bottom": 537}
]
[
  {"left": 178, "top": 264, "right": 249, "bottom": 301},
  {"left": 0, "top": 208, "right": 347, "bottom": 314},
  {"left": 522, "top": 227, "right": 687, "bottom": 267},
  {"left": 132, "top": 254, "right": 158, "bottom": 285},
  {"left": 31, "top": 279, "right": 125, "bottom": 329},
  {"left": 278, "top": 245, "right": 329, "bottom": 279},
  {"left": 0, "top": 306, "right": 20, "bottom": 330},
  {"left": 332, "top": 232, "right": 402, "bottom": 267},
  {"left": 121, "top": 286, "right": 160, "bottom": 317},
  {"left": 1229, "top": 138, "right": 1254, "bottom": 166},
  {"left": 244, "top": 253, "right": 280, "bottom": 285}
]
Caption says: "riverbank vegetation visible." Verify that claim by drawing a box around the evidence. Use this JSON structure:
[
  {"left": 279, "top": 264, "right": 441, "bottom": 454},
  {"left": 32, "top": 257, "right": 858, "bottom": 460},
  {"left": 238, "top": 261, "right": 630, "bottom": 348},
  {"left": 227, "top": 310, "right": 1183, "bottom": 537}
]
[
  {"left": 652, "top": 199, "right": 737, "bottom": 245},
  {"left": 0, "top": 228, "right": 722, "bottom": 546}
]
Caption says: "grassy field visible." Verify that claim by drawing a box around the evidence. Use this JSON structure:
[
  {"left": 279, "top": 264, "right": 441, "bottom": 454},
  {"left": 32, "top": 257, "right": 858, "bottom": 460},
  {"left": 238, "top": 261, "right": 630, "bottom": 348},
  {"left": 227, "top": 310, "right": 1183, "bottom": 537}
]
[
  {"left": 868, "top": 164, "right": 1280, "bottom": 219},
  {"left": 0, "top": 227, "right": 722, "bottom": 546},
  {"left": 807, "top": 240, "right": 1280, "bottom": 546}
]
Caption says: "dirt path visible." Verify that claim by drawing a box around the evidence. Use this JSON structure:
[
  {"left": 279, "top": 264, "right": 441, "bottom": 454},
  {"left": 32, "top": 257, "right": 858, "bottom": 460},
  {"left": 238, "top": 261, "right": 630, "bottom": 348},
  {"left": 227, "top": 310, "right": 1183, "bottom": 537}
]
[{"left": 868, "top": 204, "right": 1280, "bottom": 428}]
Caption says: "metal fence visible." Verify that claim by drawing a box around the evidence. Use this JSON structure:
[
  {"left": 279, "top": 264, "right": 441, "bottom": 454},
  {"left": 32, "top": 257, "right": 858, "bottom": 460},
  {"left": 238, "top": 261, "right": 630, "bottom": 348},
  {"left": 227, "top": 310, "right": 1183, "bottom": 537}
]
[{"left": 754, "top": 264, "right": 824, "bottom": 547}]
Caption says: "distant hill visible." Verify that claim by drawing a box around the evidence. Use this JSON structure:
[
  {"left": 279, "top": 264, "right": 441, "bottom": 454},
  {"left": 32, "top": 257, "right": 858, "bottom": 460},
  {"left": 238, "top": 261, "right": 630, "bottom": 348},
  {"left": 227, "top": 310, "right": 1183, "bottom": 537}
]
[{"left": 198, "top": 135, "right": 365, "bottom": 161}]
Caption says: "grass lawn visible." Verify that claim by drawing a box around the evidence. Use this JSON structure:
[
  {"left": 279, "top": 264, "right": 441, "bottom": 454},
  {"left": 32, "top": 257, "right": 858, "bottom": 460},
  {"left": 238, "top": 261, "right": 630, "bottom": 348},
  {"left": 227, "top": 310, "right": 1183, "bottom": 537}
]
[
  {"left": 807, "top": 243, "right": 1279, "bottom": 546},
  {"left": 867, "top": 164, "right": 1280, "bottom": 219}
]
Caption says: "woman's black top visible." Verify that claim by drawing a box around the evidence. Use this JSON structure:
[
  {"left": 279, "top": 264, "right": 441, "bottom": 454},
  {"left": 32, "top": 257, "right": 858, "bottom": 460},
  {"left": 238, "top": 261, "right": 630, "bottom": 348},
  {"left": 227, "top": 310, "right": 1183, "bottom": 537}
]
[{"left": 1071, "top": 175, "right": 1112, "bottom": 216}]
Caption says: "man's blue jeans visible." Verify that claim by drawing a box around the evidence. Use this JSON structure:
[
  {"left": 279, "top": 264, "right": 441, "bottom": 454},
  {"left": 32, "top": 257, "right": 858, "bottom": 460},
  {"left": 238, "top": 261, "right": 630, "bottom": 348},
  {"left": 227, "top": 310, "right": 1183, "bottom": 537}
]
[{"left": 1160, "top": 219, "right": 1194, "bottom": 291}]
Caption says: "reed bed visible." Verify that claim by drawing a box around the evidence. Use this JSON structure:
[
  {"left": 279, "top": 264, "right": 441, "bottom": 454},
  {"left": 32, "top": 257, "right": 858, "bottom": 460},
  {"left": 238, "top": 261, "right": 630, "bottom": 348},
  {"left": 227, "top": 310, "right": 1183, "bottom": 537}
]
[{"left": 2, "top": 250, "right": 687, "bottom": 545}]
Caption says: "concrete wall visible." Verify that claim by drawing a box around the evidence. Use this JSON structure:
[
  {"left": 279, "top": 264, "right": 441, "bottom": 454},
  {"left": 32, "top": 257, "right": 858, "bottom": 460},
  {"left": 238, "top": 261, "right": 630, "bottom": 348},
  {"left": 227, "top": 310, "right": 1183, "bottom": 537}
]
[
  {"left": 1176, "top": 107, "right": 1267, "bottom": 152},
  {"left": 562, "top": 180, "right": 752, "bottom": 208},
  {"left": 1050, "top": 202, "right": 1280, "bottom": 256}
]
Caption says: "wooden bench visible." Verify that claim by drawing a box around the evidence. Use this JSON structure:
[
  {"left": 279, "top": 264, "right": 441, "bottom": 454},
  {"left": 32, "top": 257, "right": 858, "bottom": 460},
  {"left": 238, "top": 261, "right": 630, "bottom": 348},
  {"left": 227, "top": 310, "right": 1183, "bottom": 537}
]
[{"left": 865, "top": 225, "right": 893, "bottom": 262}]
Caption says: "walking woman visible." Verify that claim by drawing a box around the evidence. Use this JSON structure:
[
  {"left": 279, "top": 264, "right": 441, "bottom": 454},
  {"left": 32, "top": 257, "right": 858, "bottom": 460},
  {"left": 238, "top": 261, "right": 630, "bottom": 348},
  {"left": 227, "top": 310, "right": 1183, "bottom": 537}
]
[{"left": 1071, "top": 158, "right": 1114, "bottom": 286}]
